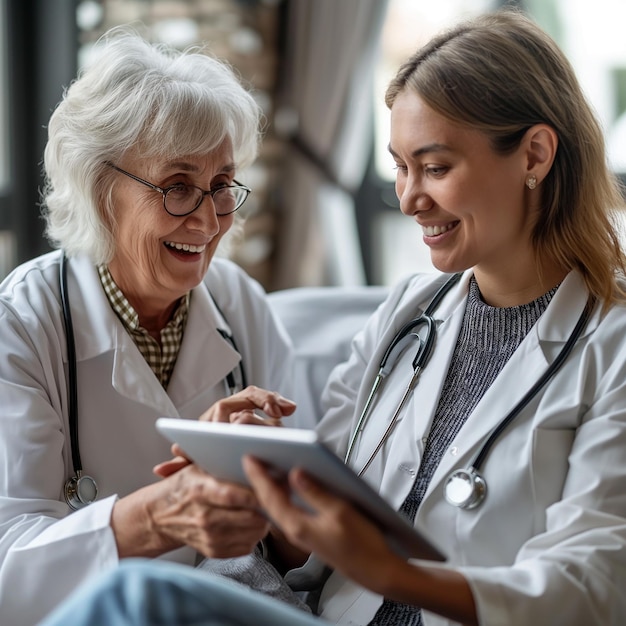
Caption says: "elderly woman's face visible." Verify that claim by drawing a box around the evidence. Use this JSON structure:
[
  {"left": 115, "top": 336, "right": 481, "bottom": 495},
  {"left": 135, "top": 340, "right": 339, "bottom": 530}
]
[{"left": 108, "top": 139, "right": 236, "bottom": 324}]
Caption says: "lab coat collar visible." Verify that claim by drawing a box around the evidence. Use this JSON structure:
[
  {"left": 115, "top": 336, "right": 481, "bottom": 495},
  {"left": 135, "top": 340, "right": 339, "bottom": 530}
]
[
  {"left": 66, "top": 253, "right": 119, "bottom": 358},
  {"left": 64, "top": 253, "right": 240, "bottom": 412},
  {"left": 430, "top": 269, "right": 597, "bottom": 341},
  {"left": 535, "top": 270, "right": 598, "bottom": 342}
]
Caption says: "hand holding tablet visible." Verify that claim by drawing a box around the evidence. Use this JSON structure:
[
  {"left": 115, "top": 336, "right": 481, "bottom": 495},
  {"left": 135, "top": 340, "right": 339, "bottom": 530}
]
[{"left": 156, "top": 417, "right": 446, "bottom": 562}]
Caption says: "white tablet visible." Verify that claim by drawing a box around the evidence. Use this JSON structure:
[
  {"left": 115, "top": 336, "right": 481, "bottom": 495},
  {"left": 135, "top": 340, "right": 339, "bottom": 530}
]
[{"left": 156, "top": 417, "right": 446, "bottom": 562}]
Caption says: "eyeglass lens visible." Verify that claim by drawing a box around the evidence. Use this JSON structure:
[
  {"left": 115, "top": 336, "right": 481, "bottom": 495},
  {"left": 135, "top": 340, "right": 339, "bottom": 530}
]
[{"left": 165, "top": 185, "right": 248, "bottom": 216}]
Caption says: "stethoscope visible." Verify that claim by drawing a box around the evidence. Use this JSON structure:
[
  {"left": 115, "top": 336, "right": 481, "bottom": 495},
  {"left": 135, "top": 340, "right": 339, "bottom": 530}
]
[
  {"left": 59, "top": 253, "right": 246, "bottom": 510},
  {"left": 344, "top": 272, "right": 596, "bottom": 511}
]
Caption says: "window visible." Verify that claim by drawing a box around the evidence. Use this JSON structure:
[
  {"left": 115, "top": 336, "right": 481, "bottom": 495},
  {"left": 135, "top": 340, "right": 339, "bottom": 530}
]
[
  {"left": 526, "top": 0, "right": 626, "bottom": 173},
  {"left": 0, "top": 0, "right": 14, "bottom": 280}
]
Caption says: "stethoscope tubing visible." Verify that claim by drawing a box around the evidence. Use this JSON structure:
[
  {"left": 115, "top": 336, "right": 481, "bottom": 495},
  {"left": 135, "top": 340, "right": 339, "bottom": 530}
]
[
  {"left": 216, "top": 328, "right": 248, "bottom": 394},
  {"left": 444, "top": 293, "right": 595, "bottom": 509},
  {"left": 468, "top": 294, "right": 596, "bottom": 472},
  {"left": 355, "top": 364, "right": 423, "bottom": 477},
  {"left": 60, "top": 253, "right": 83, "bottom": 475},
  {"left": 59, "top": 252, "right": 246, "bottom": 509},
  {"left": 345, "top": 273, "right": 462, "bottom": 469}
]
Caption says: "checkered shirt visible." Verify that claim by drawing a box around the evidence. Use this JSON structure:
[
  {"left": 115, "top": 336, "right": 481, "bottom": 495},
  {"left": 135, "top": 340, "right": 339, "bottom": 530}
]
[{"left": 97, "top": 265, "right": 190, "bottom": 388}]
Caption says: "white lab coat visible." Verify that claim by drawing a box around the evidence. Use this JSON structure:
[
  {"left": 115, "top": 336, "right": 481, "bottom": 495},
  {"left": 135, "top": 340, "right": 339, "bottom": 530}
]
[
  {"left": 311, "top": 269, "right": 626, "bottom": 625},
  {"left": 0, "top": 250, "right": 294, "bottom": 626}
]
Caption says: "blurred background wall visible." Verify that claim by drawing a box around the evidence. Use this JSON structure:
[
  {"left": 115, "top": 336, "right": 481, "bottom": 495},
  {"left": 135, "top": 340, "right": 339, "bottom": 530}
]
[{"left": 0, "top": 0, "right": 624, "bottom": 292}]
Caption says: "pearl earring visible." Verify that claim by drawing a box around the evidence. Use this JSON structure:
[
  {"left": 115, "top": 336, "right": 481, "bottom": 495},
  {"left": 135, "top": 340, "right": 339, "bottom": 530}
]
[{"left": 526, "top": 175, "right": 537, "bottom": 190}]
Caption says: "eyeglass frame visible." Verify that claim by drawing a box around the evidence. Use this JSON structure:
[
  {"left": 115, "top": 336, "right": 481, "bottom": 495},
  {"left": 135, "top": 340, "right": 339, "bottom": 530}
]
[{"left": 105, "top": 161, "right": 251, "bottom": 217}]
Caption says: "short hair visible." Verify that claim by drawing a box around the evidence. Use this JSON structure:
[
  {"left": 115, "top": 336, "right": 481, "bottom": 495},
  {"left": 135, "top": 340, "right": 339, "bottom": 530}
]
[
  {"left": 42, "top": 26, "right": 262, "bottom": 264},
  {"left": 386, "top": 9, "right": 626, "bottom": 305}
]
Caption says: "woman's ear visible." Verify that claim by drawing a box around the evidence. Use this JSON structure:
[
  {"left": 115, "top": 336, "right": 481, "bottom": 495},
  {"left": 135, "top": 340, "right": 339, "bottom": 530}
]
[{"left": 523, "top": 124, "right": 559, "bottom": 183}]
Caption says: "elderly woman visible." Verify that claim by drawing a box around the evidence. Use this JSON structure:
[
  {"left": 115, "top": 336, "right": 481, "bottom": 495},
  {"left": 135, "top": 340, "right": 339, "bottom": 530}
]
[{"left": 0, "top": 28, "right": 296, "bottom": 626}]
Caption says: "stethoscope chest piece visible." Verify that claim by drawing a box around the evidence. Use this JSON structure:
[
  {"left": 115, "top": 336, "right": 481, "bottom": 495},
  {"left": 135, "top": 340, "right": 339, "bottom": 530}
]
[
  {"left": 444, "top": 468, "right": 487, "bottom": 510},
  {"left": 64, "top": 472, "right": 98, "bottom": 511}
]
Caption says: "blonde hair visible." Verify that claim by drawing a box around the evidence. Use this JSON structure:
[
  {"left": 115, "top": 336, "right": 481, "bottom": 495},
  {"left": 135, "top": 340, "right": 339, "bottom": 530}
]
[{"left": 386, "top": 9, "right": 626, "bottom": 306}]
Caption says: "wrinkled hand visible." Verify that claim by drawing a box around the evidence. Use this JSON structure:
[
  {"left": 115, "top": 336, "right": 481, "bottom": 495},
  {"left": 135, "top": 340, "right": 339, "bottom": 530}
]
[
  {"left": 243, "top": 456, "right": 406, "bottom": 594},
  {"left": 199, "top": 385, "right": 296, "bottom": 425},
  {"left": 112, "top": 390, "right": 298, "bottom": 560},
  {"left": 113, "top": 462, "right": 270, "bottom": 559},
  {"left": 153, "top": 386, "right": 296, "bottom": 478},
  {"left": 151, "top": 463, "right": 270, "bottom": 558}
]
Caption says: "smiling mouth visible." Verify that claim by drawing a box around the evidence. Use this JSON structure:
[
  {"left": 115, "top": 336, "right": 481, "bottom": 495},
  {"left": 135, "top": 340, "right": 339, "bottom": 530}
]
[
  {"left": 422, "top": 222, "right": 458, "bottom": 237},
  {"left": 164, "top": 241, "right": 207, "bottom": 254}
]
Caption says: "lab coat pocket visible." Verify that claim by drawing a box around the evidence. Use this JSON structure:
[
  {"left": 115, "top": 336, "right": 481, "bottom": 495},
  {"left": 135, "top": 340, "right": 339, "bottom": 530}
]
[{"left": 530, "top": 427, "right": 575, "bottom": 531}]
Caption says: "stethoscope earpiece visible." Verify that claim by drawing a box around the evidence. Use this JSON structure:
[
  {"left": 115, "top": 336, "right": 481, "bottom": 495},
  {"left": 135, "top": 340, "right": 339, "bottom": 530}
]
[
  {"left": 444, "top": 468, "right": 487, "bottom": 510},
  {"left": 64, "top": 472, "right": 99, "bottom": 511}
]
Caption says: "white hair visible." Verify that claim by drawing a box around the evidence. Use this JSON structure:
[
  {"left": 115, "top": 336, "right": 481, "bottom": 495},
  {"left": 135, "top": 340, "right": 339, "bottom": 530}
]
[{"left": 42, "top": 26, "right": 262, "bottom": 263}]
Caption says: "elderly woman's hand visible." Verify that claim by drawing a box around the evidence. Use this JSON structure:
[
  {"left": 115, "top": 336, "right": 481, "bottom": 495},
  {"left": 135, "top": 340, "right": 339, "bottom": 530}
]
[
  {"left": 152, "top": 386, "right": 297, "bottom": 478},
  {"left": 153, "top": 386, "right": 296, "bottom": 478},
  {"left": 137, "top": 387, "right": 297, "bottom": 557},
  {"left": 198, "top": 385, "right": 297, "bottom": 426},
  {"left": 112, "top": 462, "right": 270, "bottom": 559}
]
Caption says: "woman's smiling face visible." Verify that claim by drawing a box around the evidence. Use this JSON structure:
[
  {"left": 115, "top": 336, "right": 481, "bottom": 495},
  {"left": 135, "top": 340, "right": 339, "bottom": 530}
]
[
  {"left": 107, "top": 139, "right": 236, "bottom": 327},
  {"left": 389, "top": 90, "right": 538, "bottom": 288}
]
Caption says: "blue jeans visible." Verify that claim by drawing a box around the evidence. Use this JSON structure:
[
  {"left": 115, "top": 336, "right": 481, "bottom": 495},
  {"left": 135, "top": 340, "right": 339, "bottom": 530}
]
[{"left": 39, "top": 559, "right": 327, "bottom": 626}]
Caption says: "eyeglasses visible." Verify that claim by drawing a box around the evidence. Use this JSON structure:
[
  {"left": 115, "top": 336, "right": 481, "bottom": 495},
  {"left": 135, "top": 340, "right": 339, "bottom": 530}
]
[{"left": 106, "top": 162, "right": 251, "bottom": 217}]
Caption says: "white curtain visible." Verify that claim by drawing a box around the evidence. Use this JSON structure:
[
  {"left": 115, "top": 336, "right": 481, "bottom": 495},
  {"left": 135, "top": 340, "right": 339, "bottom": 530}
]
[{"left": 272, "top": 0, "right": 388, "bottom": 289}]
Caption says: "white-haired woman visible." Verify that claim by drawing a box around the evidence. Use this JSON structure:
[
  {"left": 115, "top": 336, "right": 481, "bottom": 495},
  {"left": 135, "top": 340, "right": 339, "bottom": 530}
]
[{"left": 0, "top": 28, "right": 296, "bottom": 626}]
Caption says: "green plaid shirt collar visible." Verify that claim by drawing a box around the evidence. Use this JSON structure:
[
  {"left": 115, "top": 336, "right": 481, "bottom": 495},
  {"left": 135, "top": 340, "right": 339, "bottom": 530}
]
[{"left": 97, "top": 264, "right": 190, "bottom": 388}]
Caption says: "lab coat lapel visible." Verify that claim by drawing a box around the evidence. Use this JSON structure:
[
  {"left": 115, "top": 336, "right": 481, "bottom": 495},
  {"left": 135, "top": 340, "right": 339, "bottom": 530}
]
[
  {"left": 166, "top": 283, "right": 241, "bottom": 407},
  {"left": 109, "top": 326, "right": 177, "bottom": 414},
  {"left": 421, "top": 271, "right": 596, "bottom": 506}
]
